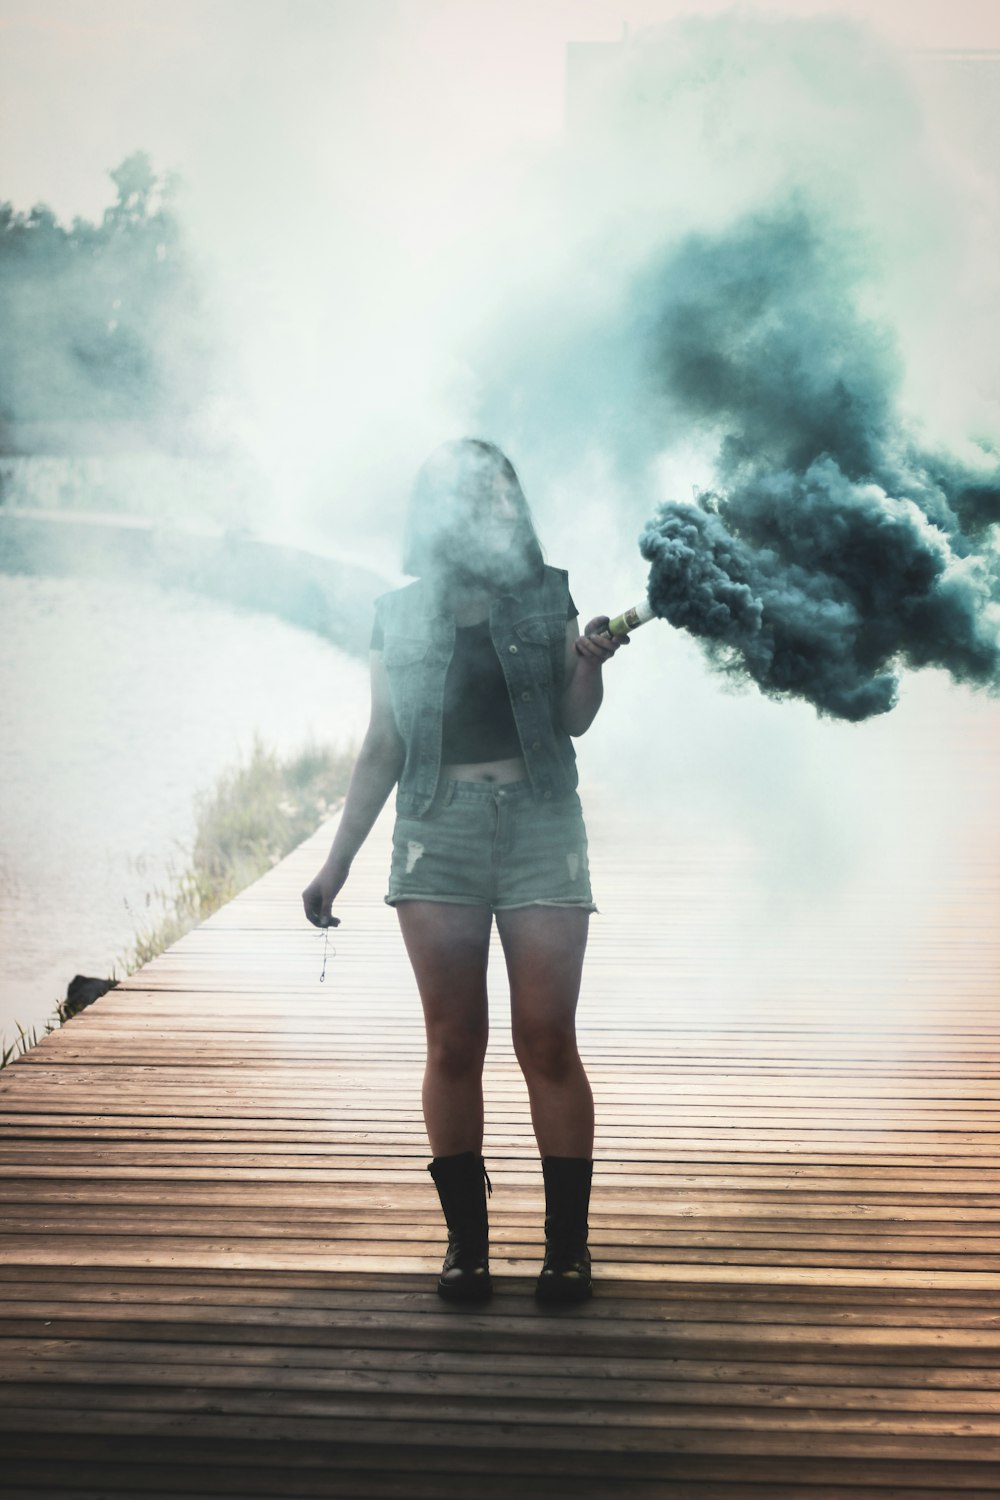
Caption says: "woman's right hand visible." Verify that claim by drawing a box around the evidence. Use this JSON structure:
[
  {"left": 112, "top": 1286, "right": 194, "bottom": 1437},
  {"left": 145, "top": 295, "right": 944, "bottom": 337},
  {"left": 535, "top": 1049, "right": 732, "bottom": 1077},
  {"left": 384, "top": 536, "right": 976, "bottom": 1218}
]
[{"left": 301, "top": 863, "right": 347, "bottom": 928}]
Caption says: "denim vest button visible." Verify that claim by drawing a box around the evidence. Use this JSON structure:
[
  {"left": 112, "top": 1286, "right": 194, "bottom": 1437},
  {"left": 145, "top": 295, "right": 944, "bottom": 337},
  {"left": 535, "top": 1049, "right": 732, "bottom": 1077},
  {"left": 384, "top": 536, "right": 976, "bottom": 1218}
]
[
  {"left": 521, "top": 690, "right": 531, "bottom": 701},
  {"left": 509, "top": 644, "right": 518, "bottom": 653}
]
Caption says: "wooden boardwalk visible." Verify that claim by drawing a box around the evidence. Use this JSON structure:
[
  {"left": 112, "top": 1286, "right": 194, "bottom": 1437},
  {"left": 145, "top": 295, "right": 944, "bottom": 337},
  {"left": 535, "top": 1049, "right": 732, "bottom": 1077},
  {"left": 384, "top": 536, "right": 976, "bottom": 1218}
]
[{"left": 2, "top": 790, "right": 1000, "bottom": 1498}]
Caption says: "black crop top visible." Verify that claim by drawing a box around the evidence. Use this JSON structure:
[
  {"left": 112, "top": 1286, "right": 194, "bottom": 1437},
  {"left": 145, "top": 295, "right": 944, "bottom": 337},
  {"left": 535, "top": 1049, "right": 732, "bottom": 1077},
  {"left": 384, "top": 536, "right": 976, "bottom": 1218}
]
[{"left": 372, "top": 596, "right": 577, "bottom": 763}]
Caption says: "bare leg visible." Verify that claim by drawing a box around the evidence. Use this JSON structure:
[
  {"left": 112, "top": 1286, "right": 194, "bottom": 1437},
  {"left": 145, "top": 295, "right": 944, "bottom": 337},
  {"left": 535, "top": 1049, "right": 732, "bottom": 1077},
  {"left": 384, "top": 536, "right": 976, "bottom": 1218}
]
[
  {"left": 396, "top": 901, "right": 493, "bottom": 1157},
  {"left": 495, "top": 906, "right": 594, "bottom": 1158}
]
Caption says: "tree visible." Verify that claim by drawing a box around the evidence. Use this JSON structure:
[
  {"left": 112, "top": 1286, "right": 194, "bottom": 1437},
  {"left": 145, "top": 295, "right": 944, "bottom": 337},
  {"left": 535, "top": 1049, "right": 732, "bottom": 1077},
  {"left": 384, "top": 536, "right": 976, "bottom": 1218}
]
[
  {"left": 106, "top": 150, "right": 157, "bottom": 227},
  {"left": 0, "top": 153, "right": 219, "bottom": 436}
]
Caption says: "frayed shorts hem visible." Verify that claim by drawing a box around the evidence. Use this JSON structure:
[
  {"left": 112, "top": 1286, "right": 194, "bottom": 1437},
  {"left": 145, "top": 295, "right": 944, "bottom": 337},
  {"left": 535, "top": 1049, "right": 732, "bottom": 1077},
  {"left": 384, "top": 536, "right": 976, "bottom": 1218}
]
[{"left": 385, "top": 894, "right": 598, "bottom": 914}]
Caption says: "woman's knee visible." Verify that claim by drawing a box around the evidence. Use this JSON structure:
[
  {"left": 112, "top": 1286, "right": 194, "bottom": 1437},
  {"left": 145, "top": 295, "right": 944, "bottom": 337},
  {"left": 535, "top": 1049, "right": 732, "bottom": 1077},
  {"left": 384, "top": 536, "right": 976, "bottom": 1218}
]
[
  {"left": 512, "top": 1020, "right": 579, "bottom": 1083},
  {"left": 425, "top": 1021, "right": 488, "bottom": 1078}
]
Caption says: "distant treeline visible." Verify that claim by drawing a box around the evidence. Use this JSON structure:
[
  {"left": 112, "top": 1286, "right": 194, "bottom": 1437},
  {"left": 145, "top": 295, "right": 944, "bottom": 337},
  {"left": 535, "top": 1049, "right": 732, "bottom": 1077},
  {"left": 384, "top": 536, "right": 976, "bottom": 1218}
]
[{"left": 0, "top": 152, "right": 217, "bottom": 437}]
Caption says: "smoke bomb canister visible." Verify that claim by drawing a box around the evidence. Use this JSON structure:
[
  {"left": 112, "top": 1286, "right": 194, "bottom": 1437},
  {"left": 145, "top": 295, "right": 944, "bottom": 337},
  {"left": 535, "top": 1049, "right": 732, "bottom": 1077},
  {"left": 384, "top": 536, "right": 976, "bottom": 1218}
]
[{"left": 606, "top": 598, "right": 655, "bottom": 638}]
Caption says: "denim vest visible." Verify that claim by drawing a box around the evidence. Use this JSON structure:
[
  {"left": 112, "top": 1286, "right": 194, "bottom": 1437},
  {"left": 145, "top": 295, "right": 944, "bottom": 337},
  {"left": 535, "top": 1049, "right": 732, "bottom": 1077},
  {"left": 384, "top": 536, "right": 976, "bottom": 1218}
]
[{"left": 374, "top": 564, "right": 579, "bottom": 817}]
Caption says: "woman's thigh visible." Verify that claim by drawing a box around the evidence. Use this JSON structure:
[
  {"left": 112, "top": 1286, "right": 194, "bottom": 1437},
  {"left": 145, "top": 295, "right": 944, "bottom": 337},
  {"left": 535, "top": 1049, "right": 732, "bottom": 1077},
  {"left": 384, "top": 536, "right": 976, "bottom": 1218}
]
[
  {"left": 396, "top": 901, "right": 494, "bottom": 1043},
  {"left": 495, "top": 906, "right": 590, "bottom": 1037}
]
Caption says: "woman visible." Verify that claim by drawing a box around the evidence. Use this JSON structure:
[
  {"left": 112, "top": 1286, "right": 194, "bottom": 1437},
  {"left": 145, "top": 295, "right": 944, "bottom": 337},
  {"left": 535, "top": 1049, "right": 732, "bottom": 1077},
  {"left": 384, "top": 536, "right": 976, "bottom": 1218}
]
[{"left": 302, "top": 439, "right": 626, "bottom": 1304}]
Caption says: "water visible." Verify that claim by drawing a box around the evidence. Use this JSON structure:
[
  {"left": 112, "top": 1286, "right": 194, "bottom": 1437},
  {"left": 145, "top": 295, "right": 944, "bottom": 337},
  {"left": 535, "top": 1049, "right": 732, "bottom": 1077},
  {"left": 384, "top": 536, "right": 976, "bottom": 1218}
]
[{"left": 0, "top": 575, "right": 369, "bottom": 1047}]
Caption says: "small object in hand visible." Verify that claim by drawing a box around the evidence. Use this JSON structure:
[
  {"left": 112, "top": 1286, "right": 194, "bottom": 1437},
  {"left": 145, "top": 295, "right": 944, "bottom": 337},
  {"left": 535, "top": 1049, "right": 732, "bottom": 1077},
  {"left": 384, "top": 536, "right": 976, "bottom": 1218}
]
[
  {"left": 319, "top": 926, "right": 336, "bottom": 983},
  {"left": 604, "top": 598, "right": 655, "bottom": 638},
  {"left": 576, "top": 614, "right": 631, "bottom": 656},
  {"left": 303, "top": 889, "right": 341, "bottom": 928}
]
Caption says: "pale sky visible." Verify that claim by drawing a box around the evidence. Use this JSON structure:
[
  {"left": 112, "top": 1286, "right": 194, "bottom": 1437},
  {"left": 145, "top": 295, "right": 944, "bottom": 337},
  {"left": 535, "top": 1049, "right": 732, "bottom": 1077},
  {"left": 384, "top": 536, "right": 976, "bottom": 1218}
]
[{"left": 2, "top": 1, "right": 999, "bottom": 224}]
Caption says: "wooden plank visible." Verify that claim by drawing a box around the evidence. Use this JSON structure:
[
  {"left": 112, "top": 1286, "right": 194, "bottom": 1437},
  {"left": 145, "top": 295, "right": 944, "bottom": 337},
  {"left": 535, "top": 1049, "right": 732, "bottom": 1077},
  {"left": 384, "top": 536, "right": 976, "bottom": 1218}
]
[
  {"left": 8, "top": 1352, "right": 1000, "bottom": 1414},
  {"left": 2, "top": 1437, "right": 1000, "bottom": 1498},
  {"left": 9, "top": 1338, "right": 1000, "bottom": 1386},
  {"left": 7, "top": 1403, "right": 1000, "bottom": 1458}
]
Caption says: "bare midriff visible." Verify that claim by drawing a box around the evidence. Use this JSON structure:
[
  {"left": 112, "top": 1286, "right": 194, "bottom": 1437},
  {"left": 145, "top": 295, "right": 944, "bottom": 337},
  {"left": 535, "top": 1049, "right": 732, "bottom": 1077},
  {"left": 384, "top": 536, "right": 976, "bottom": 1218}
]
[{"left": 440, "top": 755, "right": 528, "bottom": 785}]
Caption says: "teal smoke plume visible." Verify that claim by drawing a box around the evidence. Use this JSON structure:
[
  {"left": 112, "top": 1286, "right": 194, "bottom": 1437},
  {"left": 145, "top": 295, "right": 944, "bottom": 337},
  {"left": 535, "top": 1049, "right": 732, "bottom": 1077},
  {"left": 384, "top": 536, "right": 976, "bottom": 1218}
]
[{"left": 638, "top": 208, "right": 1000, "bottom": 721}]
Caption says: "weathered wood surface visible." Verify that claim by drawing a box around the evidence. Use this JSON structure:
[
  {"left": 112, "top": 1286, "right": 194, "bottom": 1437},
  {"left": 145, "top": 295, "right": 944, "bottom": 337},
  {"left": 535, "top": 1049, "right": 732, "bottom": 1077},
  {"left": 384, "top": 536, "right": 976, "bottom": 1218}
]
[{"left": 2, "top": 789, "right": 999, "bottom": 1498}]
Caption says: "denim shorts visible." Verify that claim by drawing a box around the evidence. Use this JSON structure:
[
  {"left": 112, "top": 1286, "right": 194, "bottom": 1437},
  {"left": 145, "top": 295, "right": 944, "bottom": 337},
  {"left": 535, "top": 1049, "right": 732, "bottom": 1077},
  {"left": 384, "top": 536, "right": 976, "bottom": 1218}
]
[{"left": 386, "top": 779, "right": 597, "bottom": 912}]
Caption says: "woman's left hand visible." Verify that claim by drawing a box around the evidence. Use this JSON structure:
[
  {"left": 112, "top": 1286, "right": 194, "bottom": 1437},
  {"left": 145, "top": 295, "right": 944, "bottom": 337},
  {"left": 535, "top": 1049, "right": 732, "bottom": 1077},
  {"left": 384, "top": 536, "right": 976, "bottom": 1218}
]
[{"left": 573, "top": 616, "right": 631, "bottom": 664}]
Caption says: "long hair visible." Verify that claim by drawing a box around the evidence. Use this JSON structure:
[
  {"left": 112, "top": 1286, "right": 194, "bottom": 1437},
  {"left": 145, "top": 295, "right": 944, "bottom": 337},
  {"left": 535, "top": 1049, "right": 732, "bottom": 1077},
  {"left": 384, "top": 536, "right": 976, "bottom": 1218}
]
[{"left": 402, "top": 438, "right": 544, "bottom": 583}]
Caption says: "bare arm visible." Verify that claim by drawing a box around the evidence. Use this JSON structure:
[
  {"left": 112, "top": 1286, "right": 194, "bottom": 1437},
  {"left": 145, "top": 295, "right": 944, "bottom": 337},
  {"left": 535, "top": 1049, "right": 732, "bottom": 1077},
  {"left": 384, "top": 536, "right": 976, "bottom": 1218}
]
[
  {"left": 302, "top": 651, "right": 404, "bottom": 926},
  {"left": 559, "top": 615, "right": 629, "bottom": 737}
]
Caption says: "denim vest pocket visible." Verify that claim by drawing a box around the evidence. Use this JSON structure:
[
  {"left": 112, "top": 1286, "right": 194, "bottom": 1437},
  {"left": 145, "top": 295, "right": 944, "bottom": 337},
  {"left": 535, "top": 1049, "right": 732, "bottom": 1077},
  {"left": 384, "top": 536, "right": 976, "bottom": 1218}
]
[
  {"left": 382, "top": 635, "right": 431, "bottom": 737},
  {"left": 513, "top": 617, "right": 550, "bottom": 645},
  {"left": 515, "top": 613, "right": 567, "bottom": 643},
  {"left": 514, "top": 613, "right": 567, "bottom": 690},
  {"left": 382, "top": 636, "right": 430, "bottom": 666}
]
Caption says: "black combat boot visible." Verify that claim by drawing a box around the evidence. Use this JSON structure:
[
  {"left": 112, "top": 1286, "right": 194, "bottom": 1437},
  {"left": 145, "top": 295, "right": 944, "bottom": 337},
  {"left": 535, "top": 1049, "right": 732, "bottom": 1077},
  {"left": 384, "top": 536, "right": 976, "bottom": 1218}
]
[
  {"left": 535, "top": 1156, "right": 593, "bottom": 1304},
  {"left": 427, "top": 1151, "right": 493, "bottom": 1302}
]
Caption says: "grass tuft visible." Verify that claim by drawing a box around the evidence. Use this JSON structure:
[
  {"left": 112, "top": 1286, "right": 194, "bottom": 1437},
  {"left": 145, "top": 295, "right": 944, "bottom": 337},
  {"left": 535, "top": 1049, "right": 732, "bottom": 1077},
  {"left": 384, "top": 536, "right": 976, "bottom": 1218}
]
[{"left": 122, "top": 736, "right": 355, "bottom": 968}]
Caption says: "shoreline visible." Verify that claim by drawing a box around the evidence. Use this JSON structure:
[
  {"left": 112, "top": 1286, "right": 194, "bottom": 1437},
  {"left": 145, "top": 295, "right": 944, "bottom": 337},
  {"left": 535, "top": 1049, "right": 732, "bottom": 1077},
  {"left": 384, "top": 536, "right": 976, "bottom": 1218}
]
[{"left": 1, "top": 743, "right": 352, "bottom": 1069}]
